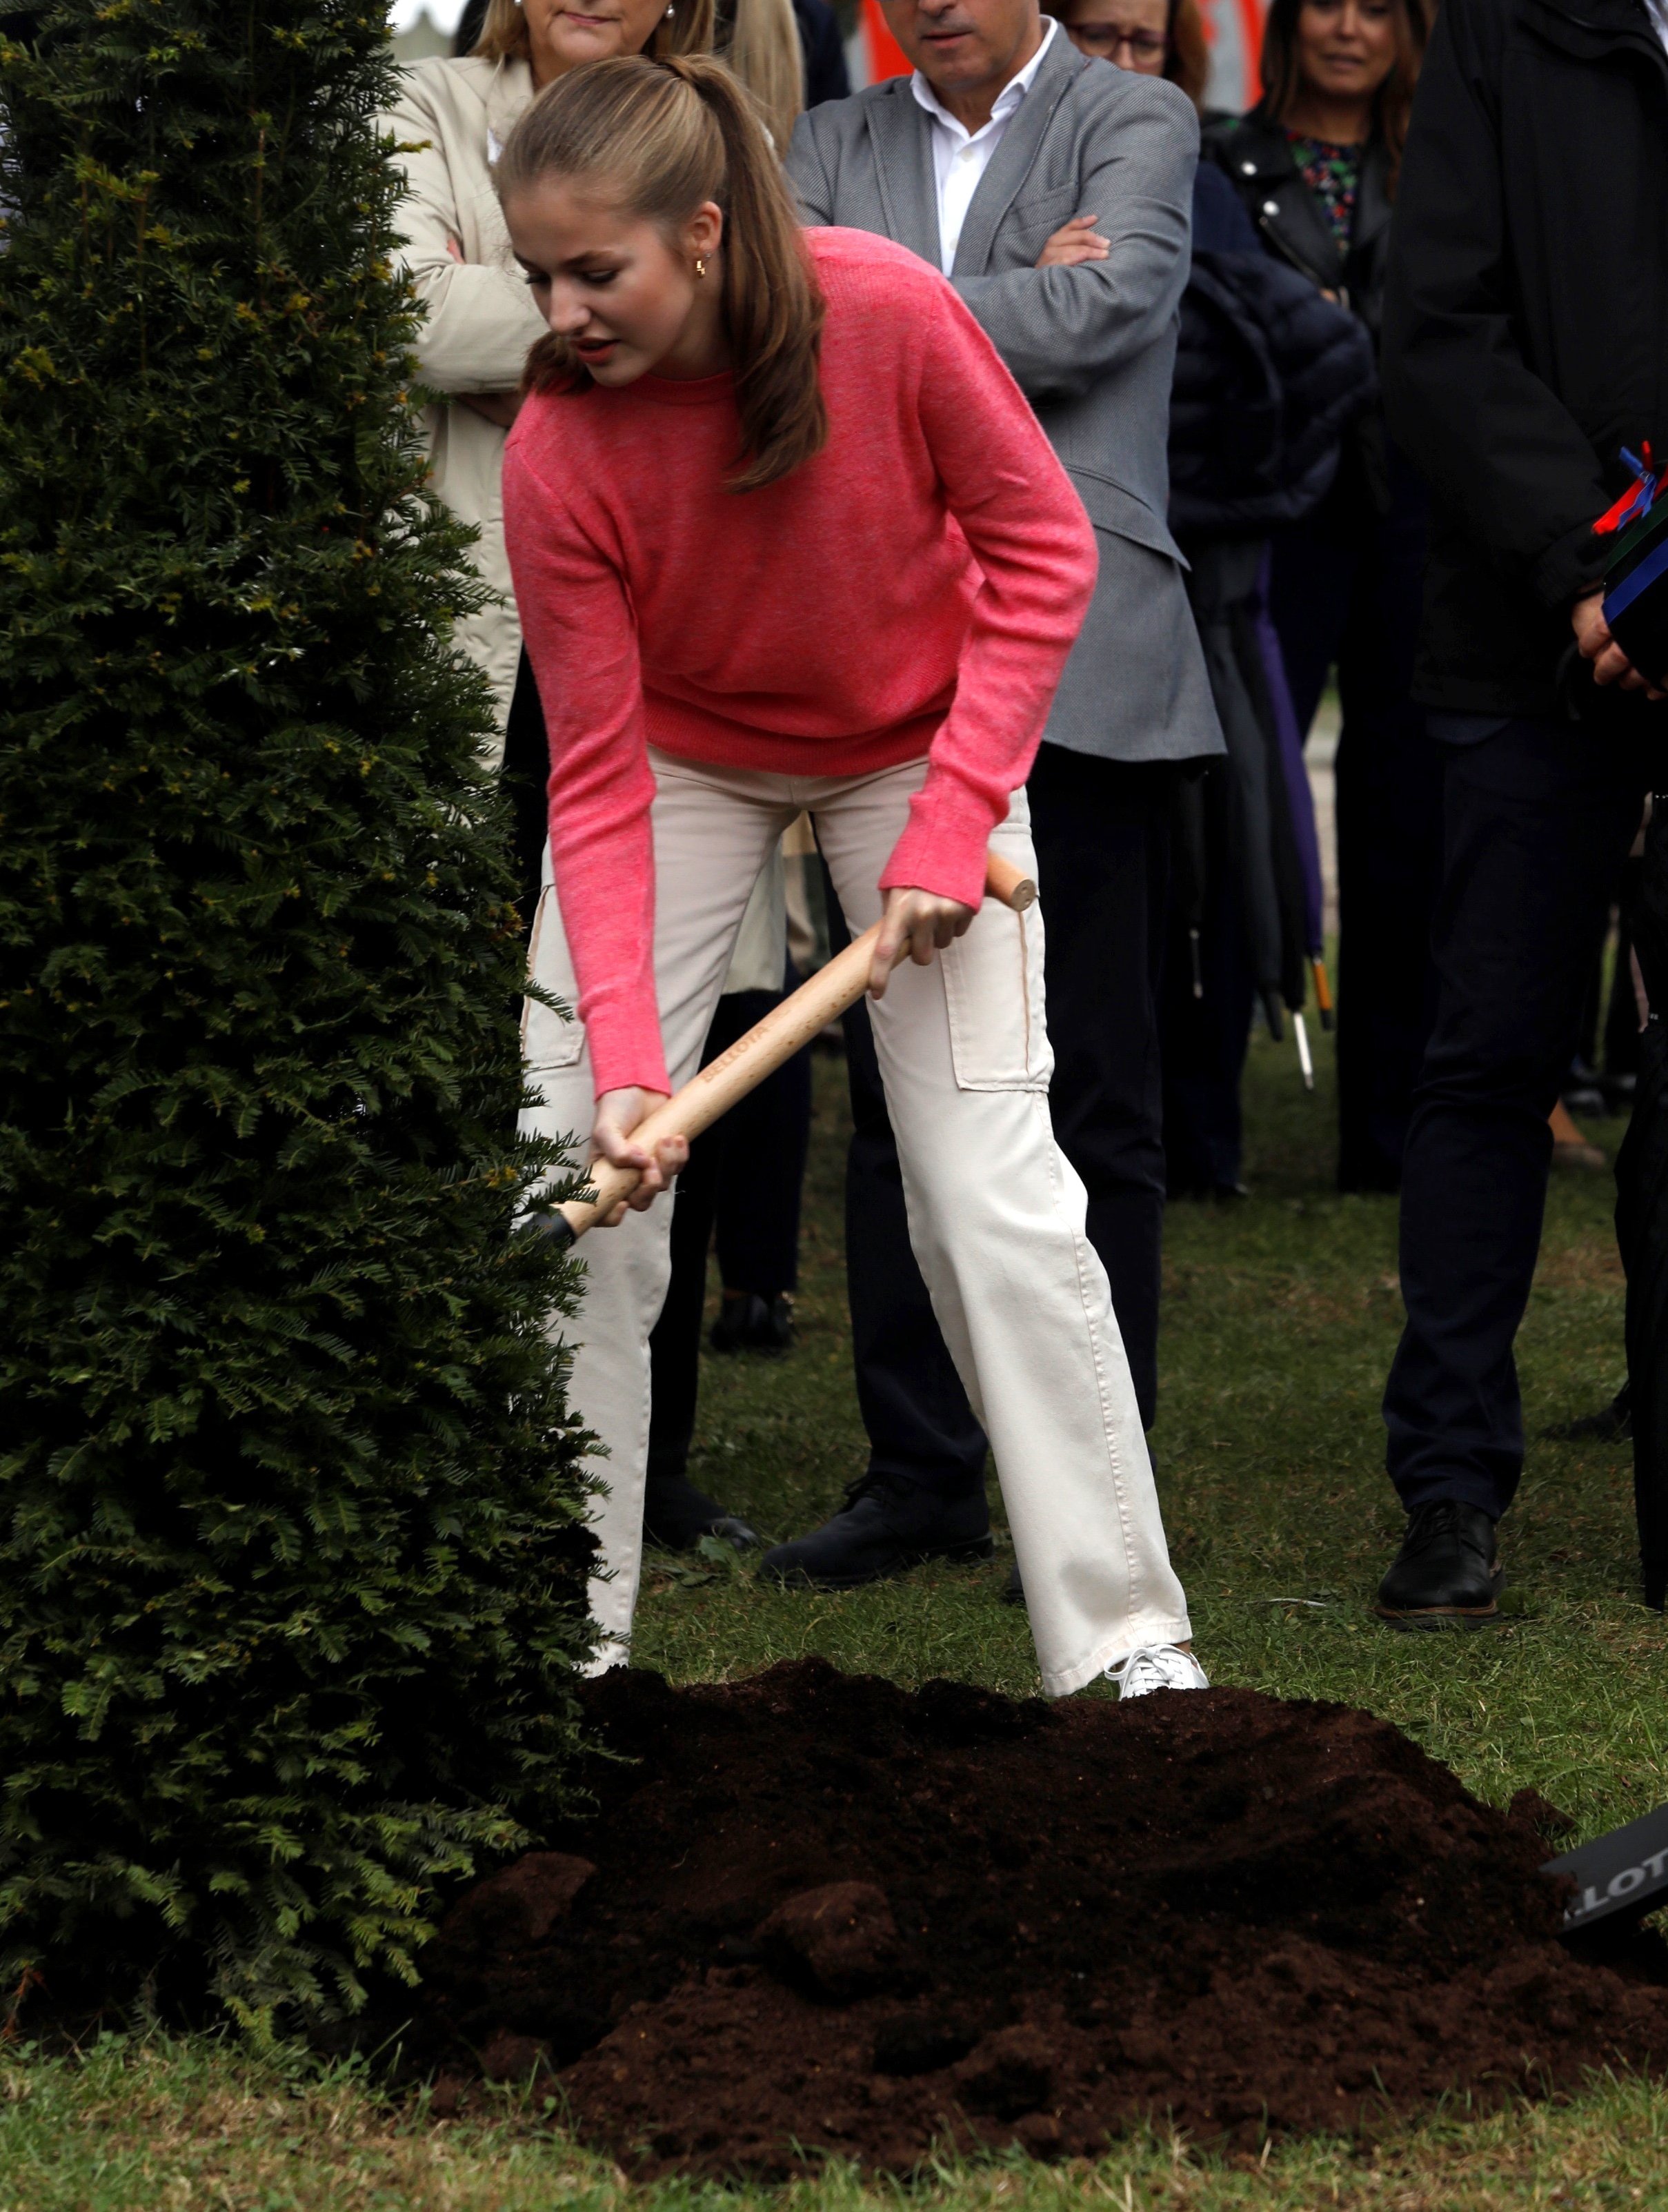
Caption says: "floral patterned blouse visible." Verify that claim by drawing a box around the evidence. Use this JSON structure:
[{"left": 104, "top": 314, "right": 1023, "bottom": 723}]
[{"left": 1287, "top": 133, "right": 1364, "bottom": 249}]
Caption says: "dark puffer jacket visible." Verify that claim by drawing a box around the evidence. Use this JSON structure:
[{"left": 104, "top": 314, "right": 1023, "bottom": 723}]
[{"left": 1169, "top": 163, "right": 1375, "bottom": 540}]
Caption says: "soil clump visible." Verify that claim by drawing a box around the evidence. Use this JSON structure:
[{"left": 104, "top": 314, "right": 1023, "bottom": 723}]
[{"left": 412, "top": 1658, "right": 1668, "bottom": 2177}]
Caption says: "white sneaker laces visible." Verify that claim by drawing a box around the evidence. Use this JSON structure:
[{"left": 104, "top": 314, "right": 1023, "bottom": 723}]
[{"left": 1106, "top": 1643, "right": 1209, "bottom": 1699}]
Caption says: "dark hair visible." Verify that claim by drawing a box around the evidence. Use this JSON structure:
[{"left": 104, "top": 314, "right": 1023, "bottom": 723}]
[
  {"left": 497, "top": 55, "right": 827, "bottom": 492},
  {"left": 1258, "top": 0, "right": 1429, "bottom": 186}
]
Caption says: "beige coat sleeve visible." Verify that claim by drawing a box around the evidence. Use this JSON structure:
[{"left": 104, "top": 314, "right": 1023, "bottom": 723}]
[{"left": 381, "top": 66, "right": 546, "bottom": 393}]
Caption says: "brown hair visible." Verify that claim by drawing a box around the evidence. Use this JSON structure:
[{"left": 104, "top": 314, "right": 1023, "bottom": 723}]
[
  {"left": 470, "top": 0, "right": 715, "bottom": 70},
  {"left": 1258, "top": 0, "right": 1429, "bottom": 186},
  {"left": 1058, "top": 0, "right": 1209, "bottom": 111},
  {"left": 1166, "top": 0, "right": 1209, "bottom": 108},
  {"left": 497, "top": 55, "right": 827, "bottom": 492}
]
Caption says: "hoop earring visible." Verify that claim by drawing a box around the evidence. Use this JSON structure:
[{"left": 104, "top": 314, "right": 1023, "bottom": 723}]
[{"left": 693, "top": 255, "right": 707, "bottom": 279}]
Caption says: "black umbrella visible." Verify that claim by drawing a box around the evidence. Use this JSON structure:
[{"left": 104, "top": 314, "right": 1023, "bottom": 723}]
[
  {"left": 1187, "top": 541, "right": 1289, "bottom": 1040},
  {"left": 1614, "top": 796, "right": 1668, "bottom": 1608},
  {"left": 1183, "top": 539, "right": 1318, "bottom": 1084}
]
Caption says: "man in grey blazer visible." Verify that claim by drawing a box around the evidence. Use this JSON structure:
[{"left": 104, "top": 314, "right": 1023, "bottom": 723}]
[{"left": 762, "top": 0, "right": 1224, "bottom": 1590}]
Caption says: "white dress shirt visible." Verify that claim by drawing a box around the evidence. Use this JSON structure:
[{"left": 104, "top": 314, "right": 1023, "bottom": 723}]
[
  {"left": 1647, "top": 0, "right": 1668, "bottom": 55},
  {"left": 910, "top": 17, "right": 1059, "bottom": 275}
]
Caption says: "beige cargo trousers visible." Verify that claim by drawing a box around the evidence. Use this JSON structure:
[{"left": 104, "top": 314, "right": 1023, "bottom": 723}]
[{"left": 521, "top": 751, "right": 1192, "bottom": 1698}]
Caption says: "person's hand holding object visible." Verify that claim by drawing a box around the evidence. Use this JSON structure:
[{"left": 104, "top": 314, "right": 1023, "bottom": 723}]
[
  {"left": 589, "top": 1088, "right": 687, "bottom": 1224},
  {"left": 1035, "top": 214, "right": 1111, "bottom": 269},
  {"left": 868, "top": 887, "right": 975, "bottom": 999},
  {"left": 586, "top": 890, "right": 973, "bottom": 1221},
  {"left": 539, "top": 855, "right": 1031, "bottom": 1247},
  {"left": 1573, "top": 588, "right": 1666, "bottom": 700}
]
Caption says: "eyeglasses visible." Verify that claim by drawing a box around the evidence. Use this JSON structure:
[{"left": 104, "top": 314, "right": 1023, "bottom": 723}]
[{"left": 1069, "top": 22, "right": 1170, "bottom": 57}]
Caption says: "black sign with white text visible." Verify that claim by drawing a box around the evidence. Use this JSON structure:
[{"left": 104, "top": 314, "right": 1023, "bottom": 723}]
[{"left": 1545, "top": 1801, "right": 1668, "bottom": 1933}]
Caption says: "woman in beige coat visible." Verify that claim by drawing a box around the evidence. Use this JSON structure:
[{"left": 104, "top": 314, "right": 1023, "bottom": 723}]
[
  {"left": 384, "top": 0, "right": 815, "bottom": 1597},
  {"left": 381, "top": 0, "right": 714, "bottom": 756}
]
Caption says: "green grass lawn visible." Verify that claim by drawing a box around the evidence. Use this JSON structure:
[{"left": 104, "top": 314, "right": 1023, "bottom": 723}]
[{"left": 8, "top": 1023, "right": 1668, "bottom": 2211}]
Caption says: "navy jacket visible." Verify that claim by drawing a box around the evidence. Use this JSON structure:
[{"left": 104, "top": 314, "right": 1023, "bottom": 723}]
[{"left": 1169, "top": 163, "right": 1374, "bottom": 540}]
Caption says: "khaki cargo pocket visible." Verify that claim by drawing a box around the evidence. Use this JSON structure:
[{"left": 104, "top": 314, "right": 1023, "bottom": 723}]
[
  {"left": 940, "top": 874, "right": 1051, "bottom": 1092},
  {"left": 520, "top": 883, "right": 587, "bottom": 1073}
]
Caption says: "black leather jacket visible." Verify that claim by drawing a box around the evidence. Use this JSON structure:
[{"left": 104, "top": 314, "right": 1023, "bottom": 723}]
[{"left": 1202, "top": 105, "right": 1393, "bottom": 350}]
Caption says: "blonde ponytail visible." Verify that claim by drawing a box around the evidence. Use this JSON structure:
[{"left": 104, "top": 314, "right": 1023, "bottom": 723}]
[
  {"left": 718, "top": 0, "right": 804, "bottom": 159},
  {"left": 497, "top": 55, "right": 827, "bottom": 492}
]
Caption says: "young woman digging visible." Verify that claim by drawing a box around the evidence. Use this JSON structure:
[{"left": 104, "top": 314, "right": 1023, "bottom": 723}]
[{"left": 498, "top": 54, "right": 1207, "bottom": 1703}]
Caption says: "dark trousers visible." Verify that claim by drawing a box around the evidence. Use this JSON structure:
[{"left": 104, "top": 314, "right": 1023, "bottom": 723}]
[
  {"left": 1029, "top": 745, "right": 1175, "bottom": 1425},
  {"left": 831, "top": 744, "right": 1176, "bottom": 1504},
  {"left": 1271, "top": 451, "right": 1444, "bottom": 1191},
  {"left": 1162, "top": 764, "right": 1256, "bottom": 1197},
  {"left": 828, "top": 869, "right": 992, "bottom": 1501},
  {"left": 646, "top": 986, "right": 812, "bottom": 1487},
  {"left": 1384, "top": 715, "right": 1653, "bottom": 1517}
]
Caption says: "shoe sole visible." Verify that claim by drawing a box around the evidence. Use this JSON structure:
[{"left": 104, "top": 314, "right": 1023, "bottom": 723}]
[
  {"left": 1374, "top": 1566, "right": 1506, "bottom": 1631},
  {"left": 1373, "top": 1603, "right": 1502, "bottom": 1631},
  {"left": 762, "top": 1535, "right": 995, "bottom": 1591}
]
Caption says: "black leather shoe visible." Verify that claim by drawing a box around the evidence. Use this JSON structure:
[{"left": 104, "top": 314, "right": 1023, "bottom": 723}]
[
  {"left": 1545, "top": 1381, "right": 1631, "bottom": 1443},
  {"left": 759, "top": 1477, "right": 992, "bottom": 1589},
  {"left": 1375, "top": 1501, "right": 1503, "bottom": 1628},
  {"left": 710, "top": 1292, "right": 795, "bottom": 1354},
  {"left": 642, "top": 1473, "right": 759, "bottom": 1552}
]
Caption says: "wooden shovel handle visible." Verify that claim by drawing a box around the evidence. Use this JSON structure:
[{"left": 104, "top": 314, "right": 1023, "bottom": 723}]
[
  {"left": 984, "top": 849, "right": 1037, "bottom": 914},
  {"left": 546, "top": 846, "right": 1037, "bottom": 1245}
]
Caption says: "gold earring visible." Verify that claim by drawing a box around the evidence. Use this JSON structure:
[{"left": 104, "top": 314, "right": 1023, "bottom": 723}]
[{"left": 694, "top": 255, "right": 707, "bottom": 279}]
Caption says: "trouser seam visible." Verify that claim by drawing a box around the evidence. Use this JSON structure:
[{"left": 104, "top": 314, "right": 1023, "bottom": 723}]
[{"left": 1051, "top": 1102, "right": 1144, "bottom": 1629}]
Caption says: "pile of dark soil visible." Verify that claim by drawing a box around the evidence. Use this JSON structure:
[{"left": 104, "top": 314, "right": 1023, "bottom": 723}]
[{"left": 410, "top": 1659, "right": 1668, "bottom": 2178}]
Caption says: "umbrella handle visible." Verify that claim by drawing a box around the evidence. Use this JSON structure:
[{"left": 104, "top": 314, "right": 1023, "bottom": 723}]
[{"left": 1311, "top": 956, "right": 1334, "bottom": 1033}]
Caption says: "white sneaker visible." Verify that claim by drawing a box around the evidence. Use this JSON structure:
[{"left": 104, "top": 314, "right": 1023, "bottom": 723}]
[{"left": 1106, "top": 1643, "right": 1210, "bottom": 1699}]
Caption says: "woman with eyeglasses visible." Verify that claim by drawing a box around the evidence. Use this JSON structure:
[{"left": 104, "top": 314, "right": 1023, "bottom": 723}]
[
  {"left": 1202, "top": 0, "right": 1442, "bottom": 1198},
  {"left": 1058, "top": 0, "right": 1209, "bottom": 96}
]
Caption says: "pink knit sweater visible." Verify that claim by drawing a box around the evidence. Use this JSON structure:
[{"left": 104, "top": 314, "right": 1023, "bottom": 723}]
[{"left": 503, "top": 226, "right": 1096, "bottom": 1097}]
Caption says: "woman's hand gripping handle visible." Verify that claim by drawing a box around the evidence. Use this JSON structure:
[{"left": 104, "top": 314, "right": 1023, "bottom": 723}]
[{"left": 544, "top": 847, "right": 1037, "bottom": 1247}]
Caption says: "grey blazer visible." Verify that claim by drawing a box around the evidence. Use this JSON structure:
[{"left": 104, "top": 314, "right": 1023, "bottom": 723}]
[{"left": 787, "top": 32, "right": 1222, "bottom": 764}]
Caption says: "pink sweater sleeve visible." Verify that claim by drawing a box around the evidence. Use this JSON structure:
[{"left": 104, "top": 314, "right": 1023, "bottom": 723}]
[
  {"left": 502, "top": 438, "right": 670, "bottom": 1098},
  {"left": 878, "top": 284, "right": 1099, "bottom": 910}
]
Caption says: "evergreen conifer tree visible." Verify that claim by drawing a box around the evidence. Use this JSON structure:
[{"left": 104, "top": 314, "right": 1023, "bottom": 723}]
[{"left": 0, "top": 0, "right": 593, "bottom": 2018}]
